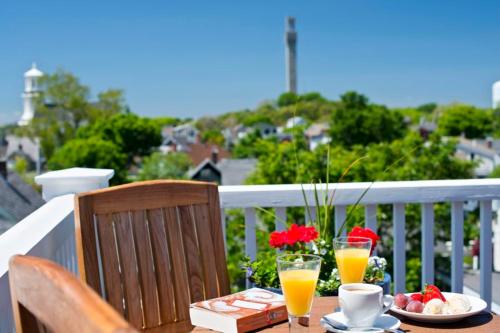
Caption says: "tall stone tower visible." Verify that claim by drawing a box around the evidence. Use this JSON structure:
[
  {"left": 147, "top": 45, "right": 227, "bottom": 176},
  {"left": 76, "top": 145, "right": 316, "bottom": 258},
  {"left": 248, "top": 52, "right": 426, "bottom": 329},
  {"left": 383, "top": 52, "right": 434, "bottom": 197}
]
[
  {"left": 285, "top": 17, "right": 297, "bottom": 94},
  {"left": 19, "top": 63, "right": 43, "bottom": 126}
]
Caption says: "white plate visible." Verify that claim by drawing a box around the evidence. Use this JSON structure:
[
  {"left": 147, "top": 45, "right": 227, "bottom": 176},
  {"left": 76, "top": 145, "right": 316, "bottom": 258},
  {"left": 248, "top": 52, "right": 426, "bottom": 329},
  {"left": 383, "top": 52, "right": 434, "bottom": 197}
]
[
  {"left": 390, "top": 292, "right": 487, "bottom": 323},
  {"left": 320, "top": 312, "right": 401, "bottom": 332}
]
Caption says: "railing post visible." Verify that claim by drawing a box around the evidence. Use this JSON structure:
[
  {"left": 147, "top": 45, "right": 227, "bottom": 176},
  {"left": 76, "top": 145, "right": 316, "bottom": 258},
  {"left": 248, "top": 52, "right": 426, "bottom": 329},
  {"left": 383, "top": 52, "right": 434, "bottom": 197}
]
[
  {"left": 421, "top": 203, "right": 435, "bottom": 286},
  {"left": 244, "top": 208, "right": 257, "bottom": 261},
  {"left": 35, "top": 167, "right": 115, "bottom": 201},
  {"left": 365, "top": 205, "right": 377, "bottom": 231},
  {"left": 275, "top": 207, "right": 287, "bottom": 231},
  {"left": 393, "top": 203, "right": 406, "bottom": 293},
  {"left": 480, "top": 200, "right": 492, "bottom": 311},
  {"left": 451, "top": 201, "right": 464, "bottom": 293},
  {"left": 335, "top": 205, "right": 347, "bottom": 237}
]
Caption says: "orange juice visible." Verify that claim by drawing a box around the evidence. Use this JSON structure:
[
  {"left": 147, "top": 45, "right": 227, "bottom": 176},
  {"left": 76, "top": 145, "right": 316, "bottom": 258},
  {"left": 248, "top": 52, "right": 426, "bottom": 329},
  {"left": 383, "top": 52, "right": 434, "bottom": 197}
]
[
  {"left": 279, "top": 269, "right": 319, "bottom": 316},
  {"left": 335, "top": 248, "right": 370, "bottom": 283}
]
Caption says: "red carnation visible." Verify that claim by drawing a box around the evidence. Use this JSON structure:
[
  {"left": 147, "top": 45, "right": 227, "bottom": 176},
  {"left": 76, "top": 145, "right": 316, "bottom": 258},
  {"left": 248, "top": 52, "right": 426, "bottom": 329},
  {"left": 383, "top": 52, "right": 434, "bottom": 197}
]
[
  {"left": 300, "top": 225, "right": 319, "bottom": 242},
  {"left": 347, "top": 226, "right": 379, "bottom": 254},
  {"left": 286, "top": 224, "right": 302, "bottom": 245},
  {"left": 268, "top": 224, "right": 319, "bottom": 249},
  {"left": 269, "top": 230, "right": 287, "bottom": 248}
]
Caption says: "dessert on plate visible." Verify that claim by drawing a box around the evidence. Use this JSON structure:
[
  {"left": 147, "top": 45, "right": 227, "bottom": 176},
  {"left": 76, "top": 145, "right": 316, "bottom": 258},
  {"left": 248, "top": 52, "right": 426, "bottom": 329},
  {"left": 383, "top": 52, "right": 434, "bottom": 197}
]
[{"left": 393, "top": 284, "right": 471, "bottom": 315}]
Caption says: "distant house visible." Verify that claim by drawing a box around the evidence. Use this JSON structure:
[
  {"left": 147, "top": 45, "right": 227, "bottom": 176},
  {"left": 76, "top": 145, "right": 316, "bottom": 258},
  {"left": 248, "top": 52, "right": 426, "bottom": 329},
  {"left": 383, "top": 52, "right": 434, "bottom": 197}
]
[
  {"left": 418, "top": 118, "right": 437, "bottom": 140},
  {"left": 5, "top": 135, "right": 43, "bottom": 173},
  {"left": 235, "top": 122, "right": 278, "bottom": 140},
  {"left": 217, "top": 158, "right": 257, "bottom": 185},
  {"left": 455, "top": 137, "right": 500, "bottom": 177},
  {"left": 159, "top": 135, "right": 190, "bottom": 154},
  {"left": 305, "top": 123, "right": 330, "bottom": 150},
  {"left": 189, "top": 157, "right": 257, "bottom": 185},
  {"left": 276, "top": 133, "right": 293, "bottom": 143},
  {"left": 286, "top": 116, "right": 306, "bottom": 129},
  {"left": 253, "top": 122, "right": 277, "bottom": 138},
  {"left": 188, "top": 158, "right": 221, "bottom": 184},
  {"left": 159, "top": 123, "right": 199, "bottom": 153},
  {"left": 0, "top": 161, "right": 44, "bottom": 235},
  {"left": 183, "top": 144, "right": 230, "bottom": 166}
]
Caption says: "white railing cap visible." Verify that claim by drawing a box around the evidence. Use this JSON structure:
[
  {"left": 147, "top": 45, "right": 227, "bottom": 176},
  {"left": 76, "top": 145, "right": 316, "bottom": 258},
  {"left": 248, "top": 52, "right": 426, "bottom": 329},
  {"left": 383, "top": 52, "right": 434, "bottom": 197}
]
[
  {"left": 35, "top": 167, "right": 114, "bottom": 182},
  {"left": 219, "top": 178, "right": 500, "bottom": 207},
  {"left": 35, "top": 167, "right": 114, "bottom": 201}
]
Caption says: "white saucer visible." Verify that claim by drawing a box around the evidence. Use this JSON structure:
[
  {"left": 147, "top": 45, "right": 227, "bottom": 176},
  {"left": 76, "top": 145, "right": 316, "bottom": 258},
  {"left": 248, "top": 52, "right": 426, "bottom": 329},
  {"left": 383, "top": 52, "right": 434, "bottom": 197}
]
[{"left": 320, "top": 312, "right": 401, "bottom": 333}]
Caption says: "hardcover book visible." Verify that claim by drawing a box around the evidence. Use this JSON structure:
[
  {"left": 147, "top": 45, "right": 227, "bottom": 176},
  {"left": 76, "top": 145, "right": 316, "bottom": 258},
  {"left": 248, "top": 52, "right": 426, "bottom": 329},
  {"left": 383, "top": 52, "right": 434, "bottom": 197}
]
[{"left": 189, "top": 288, "right": 288, "bottom": 333}]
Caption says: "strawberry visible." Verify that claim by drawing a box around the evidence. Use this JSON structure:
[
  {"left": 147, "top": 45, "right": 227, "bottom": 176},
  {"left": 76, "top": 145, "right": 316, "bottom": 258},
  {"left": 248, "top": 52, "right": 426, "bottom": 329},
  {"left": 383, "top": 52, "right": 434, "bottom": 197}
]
[
  {"left": 410, "top": 293, "right": 423, "bottom": 302},
  {"left": 424, "top": 284, "right": 446, "bottom": 302},
  {"left": 422, "top": 289, "right": 441, "bottom": 303}
]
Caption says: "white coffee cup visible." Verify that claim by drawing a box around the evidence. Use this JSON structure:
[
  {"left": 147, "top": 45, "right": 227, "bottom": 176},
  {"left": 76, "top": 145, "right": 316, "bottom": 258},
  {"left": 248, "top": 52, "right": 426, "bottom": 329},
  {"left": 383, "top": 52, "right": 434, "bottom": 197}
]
[{"left": 338, "top": 283, "right": 393, "bottom": 328}]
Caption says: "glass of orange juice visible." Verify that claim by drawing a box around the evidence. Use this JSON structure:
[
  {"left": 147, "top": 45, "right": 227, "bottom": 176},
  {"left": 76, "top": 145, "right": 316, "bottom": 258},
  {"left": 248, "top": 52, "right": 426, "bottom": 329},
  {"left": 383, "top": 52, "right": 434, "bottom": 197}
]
[
  {"left": 277, "top": 254, "right": 321, "bottom": 332},
  {"left": 333, "top": 236, "right": 371, "bottom": 284}
]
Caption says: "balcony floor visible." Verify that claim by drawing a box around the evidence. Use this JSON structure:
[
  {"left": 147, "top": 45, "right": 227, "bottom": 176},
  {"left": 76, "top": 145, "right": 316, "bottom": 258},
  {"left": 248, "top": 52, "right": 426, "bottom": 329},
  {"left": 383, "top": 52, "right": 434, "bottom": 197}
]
[{"left": 464, "top": 270, "right": 500, "bottom": 307}]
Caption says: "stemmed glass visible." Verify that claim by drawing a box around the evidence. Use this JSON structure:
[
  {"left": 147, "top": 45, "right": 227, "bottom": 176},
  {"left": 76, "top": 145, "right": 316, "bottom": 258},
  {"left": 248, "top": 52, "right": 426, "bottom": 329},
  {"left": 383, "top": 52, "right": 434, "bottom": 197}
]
[
  {"left": 333, "top": 236, "right": 371, "bottom": 284},
  {"left": 277, "top": 254, "right": 322, "bottom": 332}
]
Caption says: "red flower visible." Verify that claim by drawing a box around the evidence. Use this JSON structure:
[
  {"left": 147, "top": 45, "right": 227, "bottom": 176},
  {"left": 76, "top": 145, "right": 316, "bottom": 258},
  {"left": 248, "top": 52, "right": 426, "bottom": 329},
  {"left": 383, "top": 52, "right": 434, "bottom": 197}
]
[
  {"left": 347, "top": 226, "right": 379, "bottom": 254},
  {"left": 300, "top": 225, "right": 319, "bottom": 242},
  {"left": 269, "top": 230, "right": 288, "bottom": 248},
  {"left": 268, "top": 224, "right": 319, "bottom": 249},
  {"left": 286, "top": 224, "right": 302, "bottom": 245}
]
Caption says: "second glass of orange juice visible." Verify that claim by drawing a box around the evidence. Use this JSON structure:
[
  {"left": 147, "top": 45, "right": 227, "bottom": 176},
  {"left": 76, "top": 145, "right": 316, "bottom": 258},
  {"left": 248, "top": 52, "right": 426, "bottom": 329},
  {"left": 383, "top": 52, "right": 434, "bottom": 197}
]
[
  {"left": 277, "top": 254, "right": 321, "bottom": 332},
  {"left": 333, "top": 237, "right": 371, "bottom": 284}
]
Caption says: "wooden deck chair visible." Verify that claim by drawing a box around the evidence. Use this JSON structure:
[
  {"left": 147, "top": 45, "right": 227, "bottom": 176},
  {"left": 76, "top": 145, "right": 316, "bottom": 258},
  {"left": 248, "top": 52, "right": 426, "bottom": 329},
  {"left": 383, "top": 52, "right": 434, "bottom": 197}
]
[
  {"left": 74, "top": 180, "right": 230, "bottom": 332},
  {"left": 9, "top": 255, "right": 138, "bottom": 333}
]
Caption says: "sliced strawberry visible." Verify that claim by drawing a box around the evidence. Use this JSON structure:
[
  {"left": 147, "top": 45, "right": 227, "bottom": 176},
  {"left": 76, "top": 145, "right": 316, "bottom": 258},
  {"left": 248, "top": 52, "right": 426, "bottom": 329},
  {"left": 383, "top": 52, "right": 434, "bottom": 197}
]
[{"left": 410, "top": 293, "right": 423, "bottom": 302}]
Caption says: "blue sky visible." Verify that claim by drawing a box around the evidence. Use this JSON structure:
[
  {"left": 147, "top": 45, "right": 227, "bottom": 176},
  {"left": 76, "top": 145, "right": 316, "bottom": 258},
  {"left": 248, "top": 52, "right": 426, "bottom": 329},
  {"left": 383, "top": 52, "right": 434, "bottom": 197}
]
[{"left": 1, "top": 0, "right": 500, "bottom": 124}]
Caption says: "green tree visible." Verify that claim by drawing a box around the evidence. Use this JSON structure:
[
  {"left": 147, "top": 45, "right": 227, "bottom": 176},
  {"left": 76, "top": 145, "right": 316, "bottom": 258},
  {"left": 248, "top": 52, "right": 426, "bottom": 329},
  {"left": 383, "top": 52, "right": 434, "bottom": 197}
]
[
  {"left": 437, "top": 104, "right": 493, "bottom": 138},
  {"left": 77, "top": 113, "right": 162, "bottom": 163},
  {"left": 201, "top": 129, "right": 225, "bottom": 146},
  {"left": 277, "top": 92, "right": 299, "bottom": 107},
  {"left": 88, "top": 89, "right": 128, "bottom": 122},
  {"left": 232, "top": 130, "right": 277, "bottom": 158},
  {"left": 22, "top": 69, "right": 126, "bottom": 159},
  {"left": 329, "top": 92, "right": 406, "bottom": 147},
  {"left": 138, "top": 152, "right": 192, "bottom": 180},
  {"left": 299, "top": 92, "right": 326, "bottom": 103},
  {"left": 490, "top": 165, "right": 500, "bottom": 178},
  {"left": 152, "top": 116, "right": 182, "bottom": 128},
  {"left": 417, "top": 103, "right": 437, "bottom": 114},
  {"left": 14, "top": 156, "right": 28, "bottom": 175},
  {"left": 48, "top": 137, "right": 128, "bottom": 184},
  {"left": 492, "top": 108, "right": 500, "bottom": 137}
]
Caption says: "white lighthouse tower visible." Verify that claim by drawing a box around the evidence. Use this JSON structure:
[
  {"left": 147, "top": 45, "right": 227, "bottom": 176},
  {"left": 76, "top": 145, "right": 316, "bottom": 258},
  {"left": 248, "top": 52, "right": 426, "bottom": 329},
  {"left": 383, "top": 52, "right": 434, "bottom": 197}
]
[
  {"left": 493, "top": 81, "right": 500, "bottom": 109},
  {"left": 18, "top": 63, "right": 44, "bottom": 126}
]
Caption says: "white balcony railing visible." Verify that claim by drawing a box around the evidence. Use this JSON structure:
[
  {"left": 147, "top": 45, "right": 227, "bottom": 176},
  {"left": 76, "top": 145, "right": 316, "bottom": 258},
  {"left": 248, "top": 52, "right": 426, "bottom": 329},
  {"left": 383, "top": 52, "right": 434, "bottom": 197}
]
[{"left": 0, "top": 169, "right": 499, "bottom": 333}]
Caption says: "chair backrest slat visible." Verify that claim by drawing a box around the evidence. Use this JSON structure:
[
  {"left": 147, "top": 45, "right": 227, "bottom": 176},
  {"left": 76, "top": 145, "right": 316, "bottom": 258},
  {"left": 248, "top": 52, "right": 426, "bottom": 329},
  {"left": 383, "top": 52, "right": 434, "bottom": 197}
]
[
  {"left": 178, "top": 205, "right": 205, "bottom": 302},
  {"left": 114, "top": 211, "right": 144, "bottom": 328},
  {"left": 75, "top": 180, "right": 230, "bottom": 332},
  {"left": 163, "top": 206, "right": 192, "bottom": 323},
  {"left": 147, "top": 208, "right": 176, "bottom": 324},
  {"left": 9, "top": 255, "right": 138, "bottom": 333},
  {"left": 130, "top": 210, "right": 161, "bottom": 327},
  {"left": 96, "top": 213, "right": 126, "bottom": 316},
  {"left": 76, "top": 195, "right": 102, "bottom": 295},
  {"left": 193, "top": 204, "right": 221, "bottom": 299}
]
